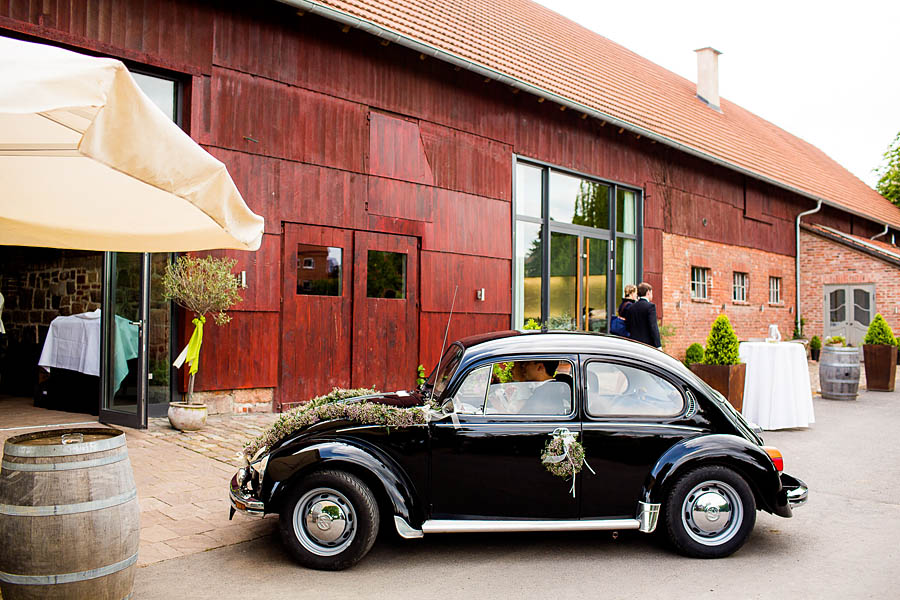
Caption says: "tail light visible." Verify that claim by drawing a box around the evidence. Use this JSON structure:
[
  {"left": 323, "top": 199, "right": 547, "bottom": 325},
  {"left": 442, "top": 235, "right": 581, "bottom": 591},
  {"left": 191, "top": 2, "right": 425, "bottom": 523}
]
[{"left": 763, "top": 446, "right": 784, "bottom": 472}]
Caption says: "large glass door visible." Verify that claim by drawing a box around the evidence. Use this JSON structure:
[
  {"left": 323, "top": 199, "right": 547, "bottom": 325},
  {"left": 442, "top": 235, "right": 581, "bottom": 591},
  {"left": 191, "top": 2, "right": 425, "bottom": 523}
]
[
  {"left": 547, "top": 232, "right": 609, "bottom": 331},
  {"left": 100, "top": 253, "right": 148, "bottom": 428}
]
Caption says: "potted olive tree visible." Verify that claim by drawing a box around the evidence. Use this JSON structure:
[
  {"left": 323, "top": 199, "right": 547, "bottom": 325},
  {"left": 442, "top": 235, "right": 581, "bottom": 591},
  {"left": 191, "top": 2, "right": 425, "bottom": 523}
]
[
  {"left": 689, "top": 314, "right": 746, "bottom": 411},
  {"left": 162, "top": 255, "right": 242, "bottom": 431},
  {"left": 809, "top": 335, "right": 822, "bottom": 361},
  {"left": 862, "top": 314, "right": 897, "bottom": 392}
]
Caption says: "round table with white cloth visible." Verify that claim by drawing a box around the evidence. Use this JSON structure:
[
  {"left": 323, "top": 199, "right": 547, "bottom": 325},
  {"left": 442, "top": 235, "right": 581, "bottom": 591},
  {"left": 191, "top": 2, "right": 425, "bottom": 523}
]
[{"left": 738, "top": 341, "right": 815, "bottom": 430}]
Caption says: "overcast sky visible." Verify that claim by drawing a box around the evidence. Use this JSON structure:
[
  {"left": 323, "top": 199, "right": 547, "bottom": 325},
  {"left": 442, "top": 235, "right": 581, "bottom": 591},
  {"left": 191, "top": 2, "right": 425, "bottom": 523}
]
[{"left": 533, "top": 0, "right": 900, "bottom": 189}]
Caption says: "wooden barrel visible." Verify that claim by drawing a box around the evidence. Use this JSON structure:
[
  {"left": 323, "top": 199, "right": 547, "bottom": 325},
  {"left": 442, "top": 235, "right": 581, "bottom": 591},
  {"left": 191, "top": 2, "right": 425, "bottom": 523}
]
[
  {"left": 0, "top": 428, "right": 139, "bottom": 600},
  {"left": 819, "top": 346, "right": 861, "bottom": 400}
]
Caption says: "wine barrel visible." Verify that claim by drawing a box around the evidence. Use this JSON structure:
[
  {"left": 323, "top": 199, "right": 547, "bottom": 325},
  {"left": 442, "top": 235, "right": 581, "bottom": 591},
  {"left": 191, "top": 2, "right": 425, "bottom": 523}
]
[
  {"left": 0, "top": 428, "right": 139, "bottom": 600},
  {"left": 819, "top": 346, "right": 861, "bottom": 400}
]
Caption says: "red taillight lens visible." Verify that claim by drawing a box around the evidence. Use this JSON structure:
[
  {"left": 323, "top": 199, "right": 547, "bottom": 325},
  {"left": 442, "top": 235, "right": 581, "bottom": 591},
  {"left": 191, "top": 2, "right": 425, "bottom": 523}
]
[{"left": 763, "top": 446, "right": 784, "bottom": 472}]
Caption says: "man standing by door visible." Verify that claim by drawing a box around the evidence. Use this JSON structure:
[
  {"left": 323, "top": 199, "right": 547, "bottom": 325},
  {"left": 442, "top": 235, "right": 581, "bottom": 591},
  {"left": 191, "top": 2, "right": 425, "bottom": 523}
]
[{"left": 628, "top": 282, "right": 661, "bottom": 349}]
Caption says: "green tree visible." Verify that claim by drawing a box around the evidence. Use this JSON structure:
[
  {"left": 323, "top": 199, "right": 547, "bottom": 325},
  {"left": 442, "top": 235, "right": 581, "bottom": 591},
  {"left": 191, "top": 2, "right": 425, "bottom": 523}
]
[
  {"left": 875, "top": 132, "right": 900, "bottom": 207},
  {"left": 863, "top": 313, "right": 896, "bottom": 346}
]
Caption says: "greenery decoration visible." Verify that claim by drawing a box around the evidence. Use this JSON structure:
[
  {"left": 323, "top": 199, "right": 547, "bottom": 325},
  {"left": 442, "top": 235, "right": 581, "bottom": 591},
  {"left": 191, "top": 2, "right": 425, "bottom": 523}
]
[
  {"left": 523, "top": 318, "right": 541, "bottom": 330},
  {"left": 242, "top": 388, "right": 432, "bottom": 458},
  {"left": 685, "top": 343, "right": 705, "bottom": 365},
  {"left": 416, "top": 364, "right": 426, "bottom": 386},
  {"left": 542, "top": 434, "right": 586, "bottom": 479},
  {"left": 863, "top": 313, "right": 896, "bottom": 346},
  {"left": 875, "top": 131, "right": 900, "bottom": 207},
  {"left": 162, "top": 255, "right": 242, "bottom": 403},
  {"left": 492, "top": 361, "right": 513, "bottom": 383},
  {"left": 702, "top": 314, "right": 740, "bottom": 366},
  {"left": 809, "top": 335, "right": 822, "bottom": 351},
  {"left": 826, "top": 336, "right": 846, "bottom": 346}
]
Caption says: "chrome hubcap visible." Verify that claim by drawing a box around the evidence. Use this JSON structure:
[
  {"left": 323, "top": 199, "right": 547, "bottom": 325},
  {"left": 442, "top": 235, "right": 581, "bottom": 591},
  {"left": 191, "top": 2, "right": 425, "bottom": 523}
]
[
  {"left": 293, "top": 488, "right": 356, "bottom": 556},
  {"left": 681, "top": 480, "right": 742, "bottom": 546}
]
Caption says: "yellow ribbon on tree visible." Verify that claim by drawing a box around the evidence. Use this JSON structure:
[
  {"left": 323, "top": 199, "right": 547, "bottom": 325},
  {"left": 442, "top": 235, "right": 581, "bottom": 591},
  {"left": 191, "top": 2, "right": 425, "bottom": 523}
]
[{"left": 173, "top": 315, "right": 206, "bottom": 375}]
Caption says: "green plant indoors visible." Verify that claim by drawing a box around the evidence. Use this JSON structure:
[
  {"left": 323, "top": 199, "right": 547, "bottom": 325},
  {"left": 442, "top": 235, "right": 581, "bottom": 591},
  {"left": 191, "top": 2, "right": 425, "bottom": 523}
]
[
  {"left": 702, "top": 314, "right": 740, "bottom": 366},
  {"left": 684, "top": 343, "right": 705, "bottom": 366},
  {"left": 863, "top": 313, "right": 896, "bottom": 346},
  {"left": 809, "top": 335, "right": 822, "bottom": 351}
]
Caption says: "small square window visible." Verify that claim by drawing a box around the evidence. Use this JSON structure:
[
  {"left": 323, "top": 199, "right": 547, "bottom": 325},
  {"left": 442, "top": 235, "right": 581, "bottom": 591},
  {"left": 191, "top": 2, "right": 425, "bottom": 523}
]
[
  {"left": 733, "top": 272, "right": 748, "bottom": 302},
  {"left": 296, "top": 244, "right": 342, "bottom": 296},
  {"left": 769, "top": 277, "right": 782, "bottom": 304},
  {"left": 691, "top": 267, "right": 709, "bottom": 300},
  {"left": 367, "top": 250, "right": 407, "bottom": 299}
]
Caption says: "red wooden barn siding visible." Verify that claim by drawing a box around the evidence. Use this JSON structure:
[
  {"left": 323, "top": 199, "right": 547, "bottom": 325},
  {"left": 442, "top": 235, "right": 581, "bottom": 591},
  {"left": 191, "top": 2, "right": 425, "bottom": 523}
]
[{"left": 2, "top": 0, "right": 882, "bottom": 395}]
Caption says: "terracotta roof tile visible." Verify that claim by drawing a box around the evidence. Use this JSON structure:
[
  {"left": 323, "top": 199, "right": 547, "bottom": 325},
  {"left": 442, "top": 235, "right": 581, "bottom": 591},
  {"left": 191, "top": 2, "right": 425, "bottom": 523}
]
[{"left": 309, "top": 0, "right": 900, "bottom": 228}]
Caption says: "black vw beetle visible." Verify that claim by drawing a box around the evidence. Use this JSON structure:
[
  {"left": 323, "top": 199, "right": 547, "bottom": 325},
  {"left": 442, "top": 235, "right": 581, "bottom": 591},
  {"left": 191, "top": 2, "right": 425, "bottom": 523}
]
[{"left": 230, "top": 331, "right": 807, "bottom": 570}]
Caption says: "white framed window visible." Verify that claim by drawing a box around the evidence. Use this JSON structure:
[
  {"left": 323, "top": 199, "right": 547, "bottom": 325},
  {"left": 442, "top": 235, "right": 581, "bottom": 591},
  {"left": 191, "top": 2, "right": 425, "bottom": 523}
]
[
  {"left": 733, "top": 272, "right": 748, "bottom": 302},
  {"left": 302, "top": 257, "right": 315, "bottom": 269},
  {"left": 769, "top": 276, "right": 782, "bottom": 304},
  {"left": 691, "top": 267, "right": 709, "bottom": 299}
]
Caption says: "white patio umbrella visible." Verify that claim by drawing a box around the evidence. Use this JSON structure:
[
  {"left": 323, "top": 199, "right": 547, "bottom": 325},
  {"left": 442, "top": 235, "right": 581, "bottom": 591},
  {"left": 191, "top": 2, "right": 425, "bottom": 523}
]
[{"left": 0, "top": 35, "right": 264, "bottom": 252}]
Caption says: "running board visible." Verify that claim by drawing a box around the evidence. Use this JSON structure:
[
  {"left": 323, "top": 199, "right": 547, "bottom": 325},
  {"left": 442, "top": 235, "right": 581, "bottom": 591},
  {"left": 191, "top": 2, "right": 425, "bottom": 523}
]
[{"left": 421, "top": 518, "right": 641, "bottom": 534}]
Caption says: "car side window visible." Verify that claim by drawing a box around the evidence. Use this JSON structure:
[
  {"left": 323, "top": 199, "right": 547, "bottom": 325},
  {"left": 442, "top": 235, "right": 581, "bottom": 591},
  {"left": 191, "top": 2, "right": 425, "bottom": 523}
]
[
  {"left": 449, "top": 365, "right": 491, "bottom": 414},
  {"left": 585, "top": 361, "right": 683, "bottom": 417},
  {"left": 485, "top": 359, "right": 573, "bottom": 416}
]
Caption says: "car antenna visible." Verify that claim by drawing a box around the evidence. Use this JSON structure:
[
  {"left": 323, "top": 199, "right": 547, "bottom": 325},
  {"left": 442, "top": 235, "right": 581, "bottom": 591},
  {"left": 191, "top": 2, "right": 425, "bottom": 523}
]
[{"left": 428, "top": 285, "right": 458, "bottom": 408}]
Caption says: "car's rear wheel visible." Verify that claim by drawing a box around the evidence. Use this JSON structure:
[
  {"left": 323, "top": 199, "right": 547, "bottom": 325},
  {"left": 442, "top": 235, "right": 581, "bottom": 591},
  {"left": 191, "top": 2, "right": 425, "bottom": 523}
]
[
  {"left": 663, "top": 465, "right": 756, "bottom": 558},
  {"left": 279, "top": 470, "right": 379, "bottom": 570}
]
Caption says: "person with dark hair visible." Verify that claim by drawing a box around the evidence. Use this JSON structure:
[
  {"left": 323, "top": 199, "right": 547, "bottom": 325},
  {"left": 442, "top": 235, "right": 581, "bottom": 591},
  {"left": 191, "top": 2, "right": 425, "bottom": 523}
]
[{"left": 627, "top": 282, "right": 661, "bottom": 349}]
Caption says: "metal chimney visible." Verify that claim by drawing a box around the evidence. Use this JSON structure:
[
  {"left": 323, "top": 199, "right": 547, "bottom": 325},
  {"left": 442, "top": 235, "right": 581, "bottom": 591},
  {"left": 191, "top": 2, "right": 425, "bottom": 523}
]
[{"left": 694, "top": 47, "right": 722, "bottom": 110}]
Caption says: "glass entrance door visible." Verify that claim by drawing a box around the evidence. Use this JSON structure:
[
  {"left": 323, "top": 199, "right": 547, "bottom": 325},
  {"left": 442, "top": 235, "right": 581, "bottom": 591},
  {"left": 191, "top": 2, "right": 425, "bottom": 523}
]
[{"left": 548, "top": 232, "right": 609, "bottom": 331}]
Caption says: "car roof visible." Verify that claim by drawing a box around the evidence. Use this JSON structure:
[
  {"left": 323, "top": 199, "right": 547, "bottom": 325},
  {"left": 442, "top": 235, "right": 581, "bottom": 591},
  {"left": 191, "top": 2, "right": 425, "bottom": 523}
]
[{"left": 455, "top": 330, "right": 696, "bottom": 381}]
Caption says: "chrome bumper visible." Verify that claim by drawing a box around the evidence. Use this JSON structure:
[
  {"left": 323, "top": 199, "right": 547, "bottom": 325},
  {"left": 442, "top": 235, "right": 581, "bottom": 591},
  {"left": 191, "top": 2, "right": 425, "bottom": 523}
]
[
  {"left": 229, "top": 470, "right": 265, "bottom": 517},
  {"left": 786, "top": 480, "right": 808, "bottom": 508}
]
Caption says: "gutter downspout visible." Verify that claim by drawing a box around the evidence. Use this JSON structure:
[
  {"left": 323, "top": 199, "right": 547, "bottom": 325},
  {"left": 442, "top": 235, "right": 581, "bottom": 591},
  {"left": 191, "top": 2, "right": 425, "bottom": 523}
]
[
  {"left": 871, "top": 223, "right": 889, "bottom": 241},
  {"left": 796, "top": 200, "right": 823, "bottom": 335},
  {"left": 278, "top": 0, "right": 895, "bottom": 230}
]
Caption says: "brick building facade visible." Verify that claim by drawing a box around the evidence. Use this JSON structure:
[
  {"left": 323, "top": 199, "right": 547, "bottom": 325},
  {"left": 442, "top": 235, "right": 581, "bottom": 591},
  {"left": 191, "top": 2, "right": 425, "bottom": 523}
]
[{"left": 662, "top": 232, "right": 796, "bottom": 359}]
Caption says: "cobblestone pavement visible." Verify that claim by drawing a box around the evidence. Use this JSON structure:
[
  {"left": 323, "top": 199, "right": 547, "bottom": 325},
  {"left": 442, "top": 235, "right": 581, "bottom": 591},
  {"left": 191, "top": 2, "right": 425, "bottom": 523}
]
[{"left": 0, "top": 397, "right": 279, "bottom": 568}]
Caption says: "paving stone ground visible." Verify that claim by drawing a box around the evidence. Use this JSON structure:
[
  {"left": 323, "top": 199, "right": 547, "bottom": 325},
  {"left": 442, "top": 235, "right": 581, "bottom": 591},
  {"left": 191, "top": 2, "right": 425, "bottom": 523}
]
[{"left": 0, "top": 397, "right": 279, "bottom": 569}]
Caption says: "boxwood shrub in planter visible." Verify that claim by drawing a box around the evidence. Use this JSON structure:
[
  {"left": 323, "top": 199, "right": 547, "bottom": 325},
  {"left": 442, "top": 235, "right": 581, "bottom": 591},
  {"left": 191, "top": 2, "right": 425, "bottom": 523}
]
[
  {"left": 689, "top": 314, "right": 747, "bottom": 412},
  {"left": 862, "top": 314, "right": 897, "bottom": 392},
  {"left": 684, "top": 343, "right": 705, "bottom": 367},
  {"left": 809, "top": 335, "right": 822, "bottom": 361}
]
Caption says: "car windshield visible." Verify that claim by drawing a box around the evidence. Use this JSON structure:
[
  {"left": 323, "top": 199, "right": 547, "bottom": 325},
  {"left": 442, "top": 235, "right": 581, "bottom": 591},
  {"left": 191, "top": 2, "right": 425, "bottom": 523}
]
[{"left": 429, "top": 344, "right": 464, "bottom": 400}]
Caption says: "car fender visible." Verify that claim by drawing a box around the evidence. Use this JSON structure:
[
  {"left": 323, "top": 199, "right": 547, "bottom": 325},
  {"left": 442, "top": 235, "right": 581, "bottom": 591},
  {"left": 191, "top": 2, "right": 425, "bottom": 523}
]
[
  {"left": 642, "top": 434, "right": 782, "bottom": 513},
  {"left": 263, "top": 439, "right": 421, "bottom": 525}
]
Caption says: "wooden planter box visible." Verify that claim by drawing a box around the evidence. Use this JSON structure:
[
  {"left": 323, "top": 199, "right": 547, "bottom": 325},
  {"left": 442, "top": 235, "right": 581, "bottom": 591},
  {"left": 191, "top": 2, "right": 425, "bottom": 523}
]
[
  {"left": 689, "top": 363, "right": 747, "bottom": 412},
  {"left": 862, "top": 344, "right": 898, "bottom": 392}
]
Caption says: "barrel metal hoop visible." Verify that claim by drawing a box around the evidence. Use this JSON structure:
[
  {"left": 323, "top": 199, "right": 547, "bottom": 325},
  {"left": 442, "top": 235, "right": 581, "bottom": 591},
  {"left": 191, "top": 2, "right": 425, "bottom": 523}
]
[
  {"left": 0, "top": 551, "right": 138, "bottom": 585},
  {"left": 2, "top": 452, "right": 128, "bottom": 472},
  {"left": 3, "top": 434, "right": 126, "bottom": 457},
  {"left": 0, "top": 489, "right": 137, "bottom": 516}
]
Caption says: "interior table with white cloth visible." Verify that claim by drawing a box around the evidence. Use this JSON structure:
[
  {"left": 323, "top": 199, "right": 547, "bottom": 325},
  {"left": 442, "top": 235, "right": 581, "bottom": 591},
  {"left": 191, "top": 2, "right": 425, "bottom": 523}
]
[
  {"left": 37, "top": 309, "right": 139, "bottom": 412},
  {"left": 738, "top": 341, "right": 815, "bottom": 430}
]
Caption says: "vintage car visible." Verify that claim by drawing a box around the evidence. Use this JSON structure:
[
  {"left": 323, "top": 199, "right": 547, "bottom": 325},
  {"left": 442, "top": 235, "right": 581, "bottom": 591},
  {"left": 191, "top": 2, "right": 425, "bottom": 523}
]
[{"left": 230, "top": 331, "right": 807, "bottom": 570}]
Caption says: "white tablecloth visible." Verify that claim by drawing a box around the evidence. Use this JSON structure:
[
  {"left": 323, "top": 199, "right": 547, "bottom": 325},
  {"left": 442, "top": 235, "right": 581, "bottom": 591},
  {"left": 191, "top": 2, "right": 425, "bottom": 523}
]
[
  {"left": 739, "top": 342, "right": 815, "bottom": 430},
  {"left": 38, "top": 309, "right": 139, "bottom": 392}
]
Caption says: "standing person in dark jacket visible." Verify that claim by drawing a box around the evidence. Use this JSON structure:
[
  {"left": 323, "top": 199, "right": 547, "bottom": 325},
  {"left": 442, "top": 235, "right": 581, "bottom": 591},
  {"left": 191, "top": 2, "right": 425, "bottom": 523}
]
[
  {"left": 618, "top": 283, "right": 637, "bottom": 323},
  {"left": 628, "top": 282, "right": 661, "bottom": 349}
]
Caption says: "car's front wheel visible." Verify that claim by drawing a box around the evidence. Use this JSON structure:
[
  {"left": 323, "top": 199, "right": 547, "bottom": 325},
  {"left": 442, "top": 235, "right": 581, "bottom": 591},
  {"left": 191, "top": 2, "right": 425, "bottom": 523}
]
[
  {"left": 663, "top": 465, "right": 756, "bottom": 558},
  {"left": 279, "top": 470, "right": 379, "bottom": 570}
]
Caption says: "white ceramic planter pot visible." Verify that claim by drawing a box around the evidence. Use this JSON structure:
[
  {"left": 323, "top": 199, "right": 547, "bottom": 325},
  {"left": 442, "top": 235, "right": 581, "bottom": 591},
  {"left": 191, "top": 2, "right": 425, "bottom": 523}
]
[{"left": 168, "top": 402, "right": 208, "bottom": 431}]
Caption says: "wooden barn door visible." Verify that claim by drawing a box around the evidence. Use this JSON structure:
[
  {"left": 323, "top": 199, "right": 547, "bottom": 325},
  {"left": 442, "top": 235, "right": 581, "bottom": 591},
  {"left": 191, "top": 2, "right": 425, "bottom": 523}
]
[
  {"left": 352, "top": 232, "right": 419, "bottom": 392},
  {"left": 280, "top": 224, "right": 353, "bottom": 409}
]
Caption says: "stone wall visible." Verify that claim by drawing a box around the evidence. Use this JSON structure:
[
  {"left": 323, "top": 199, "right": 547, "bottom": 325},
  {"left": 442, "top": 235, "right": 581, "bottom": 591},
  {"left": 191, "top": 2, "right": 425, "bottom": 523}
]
[
  {"left": 661, "top": 232, "right": 796, "bottom": 361},
  {"left": 187, "top": 387, "right": 274, "bottom": 414}
]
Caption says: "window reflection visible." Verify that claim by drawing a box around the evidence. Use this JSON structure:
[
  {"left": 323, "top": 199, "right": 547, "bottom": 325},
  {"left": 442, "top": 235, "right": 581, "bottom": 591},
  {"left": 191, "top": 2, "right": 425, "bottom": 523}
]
[
  {"left": 297, "top": 245, "right": 342, "bottom": 296},
  {"left": 367, "top": 250, "right": 406, "bottom": 299}
]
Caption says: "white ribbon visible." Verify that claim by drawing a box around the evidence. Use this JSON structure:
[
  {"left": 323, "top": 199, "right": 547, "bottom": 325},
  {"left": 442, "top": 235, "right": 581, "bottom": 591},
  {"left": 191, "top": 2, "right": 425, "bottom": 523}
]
[{"left": 542, "top": 427, "right": 595, "bottom": 497}]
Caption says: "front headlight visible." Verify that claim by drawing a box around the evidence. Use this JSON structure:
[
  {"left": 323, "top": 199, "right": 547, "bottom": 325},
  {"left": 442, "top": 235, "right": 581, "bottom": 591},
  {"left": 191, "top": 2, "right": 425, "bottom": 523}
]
[{"left": 245, "top": 453, "right": 269, "bottom": 493}]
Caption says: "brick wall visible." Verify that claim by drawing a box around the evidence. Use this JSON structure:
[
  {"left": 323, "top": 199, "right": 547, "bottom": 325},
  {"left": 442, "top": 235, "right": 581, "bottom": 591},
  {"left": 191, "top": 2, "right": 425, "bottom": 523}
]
[
  {"left": 799, "top": 230, "right": 900, "bottom": 341},
  {"left": 662, "top": 232, "right": 796, "bottom": 361}
]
